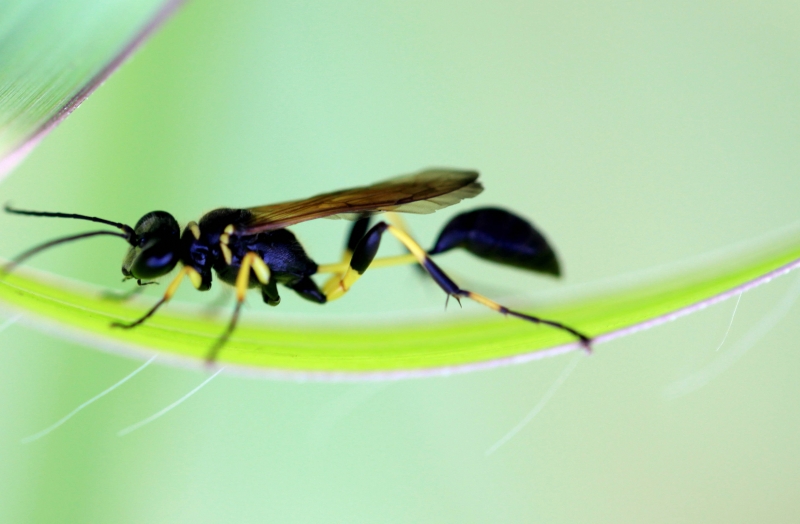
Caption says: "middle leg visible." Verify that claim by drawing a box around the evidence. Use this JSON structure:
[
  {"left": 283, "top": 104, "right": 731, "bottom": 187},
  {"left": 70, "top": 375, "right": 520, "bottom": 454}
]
[
  {"left": 320, "top": 213, "right": 371, "bottom": 296},
  {"left": 206, "top": 252, "right": 271, "bottom": 363},
  {"left": 319, "top": 212, "right": 418, "bottom": 295}
]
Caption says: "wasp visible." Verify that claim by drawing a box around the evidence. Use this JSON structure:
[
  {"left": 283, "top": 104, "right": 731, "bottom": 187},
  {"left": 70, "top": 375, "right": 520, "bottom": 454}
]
[{"left": 4, "top": 169, "right": 591, "bottom": 361}]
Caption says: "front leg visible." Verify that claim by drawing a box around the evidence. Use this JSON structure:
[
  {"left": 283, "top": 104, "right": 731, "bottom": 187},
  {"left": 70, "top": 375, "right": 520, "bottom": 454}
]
[{"left": 111, "top": 265, "right": 203, "bottom": 328}]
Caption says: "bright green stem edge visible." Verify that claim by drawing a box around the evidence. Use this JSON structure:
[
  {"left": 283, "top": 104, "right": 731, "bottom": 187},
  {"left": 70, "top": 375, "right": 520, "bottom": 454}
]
[{"left": 1, "top": 224, "right": 799, "bottom": 381}]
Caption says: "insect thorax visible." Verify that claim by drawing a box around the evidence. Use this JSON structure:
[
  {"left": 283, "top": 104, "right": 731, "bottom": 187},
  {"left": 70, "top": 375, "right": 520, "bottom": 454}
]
[
  {"left": 179, "top": 208, "right": 318, "bottom": 291},
  {"left": 178, "top": 208, "right": 250, "bottom": 290}
]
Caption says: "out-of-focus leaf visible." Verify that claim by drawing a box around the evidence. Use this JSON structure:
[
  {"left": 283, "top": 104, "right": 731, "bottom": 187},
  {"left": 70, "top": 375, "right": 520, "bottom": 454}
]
[{"left": 0, "top": 0, "right": 184, "bottom": 177}]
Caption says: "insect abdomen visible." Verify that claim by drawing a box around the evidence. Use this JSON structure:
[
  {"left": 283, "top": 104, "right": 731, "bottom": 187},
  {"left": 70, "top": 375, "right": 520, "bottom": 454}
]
[{"left": 429, "top": 208, "right": 561, "bottom": 276}]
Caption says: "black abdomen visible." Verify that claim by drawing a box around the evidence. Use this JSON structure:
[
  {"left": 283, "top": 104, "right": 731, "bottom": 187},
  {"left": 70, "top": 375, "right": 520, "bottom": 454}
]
[{"left": 430, "top": 208, "right": 561, "bottom": 276}]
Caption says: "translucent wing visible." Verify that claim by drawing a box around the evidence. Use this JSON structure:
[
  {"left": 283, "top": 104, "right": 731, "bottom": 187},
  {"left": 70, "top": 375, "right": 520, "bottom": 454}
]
[{"left": 237, "top": 169, "right": 483, "bottom": 234}]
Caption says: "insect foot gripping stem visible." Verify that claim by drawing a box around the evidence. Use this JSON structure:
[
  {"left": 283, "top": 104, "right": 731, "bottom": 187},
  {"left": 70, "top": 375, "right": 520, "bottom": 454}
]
[
  {"left": 459, "top": 289, "right": 593, "bottom": 353},
  {"left": 111, "top": 266, "right": 196, "bottom": 329}
]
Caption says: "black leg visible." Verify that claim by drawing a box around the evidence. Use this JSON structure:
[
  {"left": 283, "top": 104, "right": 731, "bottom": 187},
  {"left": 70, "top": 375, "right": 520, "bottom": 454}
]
[
  {"left": 261, "top": 278, "right": 281, "bottom": 306},
  {"left": 290, "top": 276, "right": 327, "bottom": 304},
  {"left": 346, "top": 214, "right": 372, "bottom": 253}
]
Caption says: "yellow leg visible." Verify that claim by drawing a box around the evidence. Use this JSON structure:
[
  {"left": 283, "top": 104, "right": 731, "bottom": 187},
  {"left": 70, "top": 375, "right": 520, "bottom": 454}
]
[
  {"left": 324, "top": 221, "right": 426, "bottom": 302},
  {"left": 112, "top": 265, "right": 202, "bottom": 329},
  {"left": 384, "top": 225, "right": 592, "bottom": 350},
  {"left": 323, "top": 222, "right": 592, "bottom": 350},
  {"left": 235, "top": 252, "right": 271, "bottom": 297},
  {"left": 207, "top": 252, "right": 270, "bottom": 363},
  {"left": 323, "top": 223, "right": 424, "bottom": 303},
  {"left": 317, "top": 253, "right": 418, "bottom": 275},
  {"left": 384, "top": 225, "right": 427, "bottom": 261},
  {"left": 325, "top": 266, "right": 362, "bottom": 302},
  {"left": 321, "top": 212, "right": 413, "bottom": 297},
  {"left": 321, "top": 249, "right": 353, "bottom": 296},
  {"left": 385, "top": 212, "right": 412, "bottom": 237}
]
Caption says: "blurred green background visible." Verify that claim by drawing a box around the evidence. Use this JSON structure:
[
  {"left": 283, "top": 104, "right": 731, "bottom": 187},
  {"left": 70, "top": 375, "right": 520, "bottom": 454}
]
[{"left": 1, "top": 0, "right": 799, "bottom": 522}]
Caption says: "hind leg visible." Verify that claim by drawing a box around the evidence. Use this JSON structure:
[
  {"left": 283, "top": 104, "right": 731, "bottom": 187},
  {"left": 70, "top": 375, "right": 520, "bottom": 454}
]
[{"left": 326, "top": 222, "right": 592, "bottom": 350}]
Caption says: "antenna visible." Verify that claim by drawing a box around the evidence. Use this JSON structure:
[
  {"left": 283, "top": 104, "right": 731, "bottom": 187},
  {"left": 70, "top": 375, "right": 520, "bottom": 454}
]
[
  {"left": 3, "top": 231, "right": 131, "bottom": 274},
  {"left": 4, "top": 204, "right": 135, "bottom": 242},
  {"left": 2, "top": 204, "right": 137, "bottom": 274}
]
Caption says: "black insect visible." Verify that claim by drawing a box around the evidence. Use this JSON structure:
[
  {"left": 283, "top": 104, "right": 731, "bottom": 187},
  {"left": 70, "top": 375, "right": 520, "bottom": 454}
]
[{"left": 4, "top": 169, "right": 591, "bottom": 361}]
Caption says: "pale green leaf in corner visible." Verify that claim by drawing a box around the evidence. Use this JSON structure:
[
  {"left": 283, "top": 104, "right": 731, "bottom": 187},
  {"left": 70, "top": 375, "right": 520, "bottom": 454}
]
[{"left": 0, "top": 0, "right": 184, "bottom": 177}]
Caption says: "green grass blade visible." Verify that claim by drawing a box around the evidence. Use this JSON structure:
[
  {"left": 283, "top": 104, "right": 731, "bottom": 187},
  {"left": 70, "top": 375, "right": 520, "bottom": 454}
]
[
  {"left": 0, "top": 0, "right": 184, "bottom": 176},
  {"left": 1, "top": 224, "right": 798, "bottom": 380}
]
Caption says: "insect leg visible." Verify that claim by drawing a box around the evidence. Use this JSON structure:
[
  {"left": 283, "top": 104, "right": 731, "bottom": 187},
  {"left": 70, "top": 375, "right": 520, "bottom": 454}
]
[
  {"left": 325, "top": 222, "right": 388, "bottom": 302},
  {"left": 321, "top": 214, "right": 371, "bottom": 296},
  {"left": 346, "top": 214, "right": 373, "bottom": 255},
  {"left": 261, "top": 278, "right": 281, "bottom": 306},
  {"left": 289, "top": 276, "right": 327, "bottom": 304},
  {"left": 385, "top": 211, "right": 412, "bottom": 237},
  {"left": 316, "top": 214, "right": 417, "bottom": 278},
  {"left": 316, "top": 253, "right": 418, "bottom": 275},
  {"left": 111, "top": 266, "right": 202, "bottom": 329},
  {"left": 315, "top": 210, "right": 420, "bottom": 283},
  {"left": 385, "top": 224, "right": 592, "bottom": 350},
  {"left": 327, "top": 222, "right": 591, "bottom": 350},
  {"left": 206, "top": 252, "right": 270, "bottom": 363}
]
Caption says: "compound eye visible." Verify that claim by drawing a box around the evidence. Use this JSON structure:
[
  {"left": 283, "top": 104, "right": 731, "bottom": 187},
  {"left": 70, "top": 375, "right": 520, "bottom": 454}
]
[
  {"left": 122, "top": 210, "right": 181, "bottom": 279},
  {"left": 130, "top": 239, "right": 178, "bottom": 279}
]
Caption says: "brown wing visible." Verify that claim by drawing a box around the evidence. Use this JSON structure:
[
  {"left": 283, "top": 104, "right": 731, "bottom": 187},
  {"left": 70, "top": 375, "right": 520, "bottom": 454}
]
[{"left": 237, "top": 168, "right": 483, "bottom": 234}]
